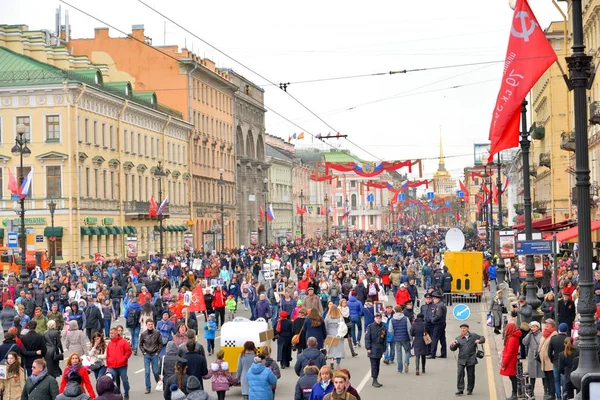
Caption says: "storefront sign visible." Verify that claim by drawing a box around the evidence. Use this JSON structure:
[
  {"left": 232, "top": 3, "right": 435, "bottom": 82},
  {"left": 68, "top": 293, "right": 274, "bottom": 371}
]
[
  {"left": 2, "top": 217, "right": 46, "bottom": 226},
  {"left": 85, "top": 217, "right": 98, "bottom": 226},
  {"left": 499, "top": 234, "right": 515, "bottom": 258},
  {"left": 250, "top": 231, "right": 258, "bottom": 245},
  {"left": 103, "top": 218, "right": 114, "bottom": 226},
  {"left": 126, "top": 236, "right": 138, "bottom": 258},
  {"left": 183, "top": 233, "right": 193, "bottom": 251}
]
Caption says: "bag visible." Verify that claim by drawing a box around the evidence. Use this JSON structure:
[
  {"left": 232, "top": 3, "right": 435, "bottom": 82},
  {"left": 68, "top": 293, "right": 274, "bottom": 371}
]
[
  {"left": 292, "top": 326, "right": 304, "bottom": 346},
  {"left": 520, "top": 321, "right": 530, "bottom": 331},
  {"left": 368, "top": 284, "right": 377, "bottom": 296},
  {"left": 54, "top": 352, "right": 64, "bottom": 361},
  {"left": 423, "top": 332, "right": 432, "bottom": 345},
  {"left": 534, "top": 351, "right": 541, "bottom": 363},
  {"left": 476, "top": 344, "right": 485, "bottom": 359},
  {"left": 337, "top": 321, "right": 348, "bottom": 338},
  {"left": 156, "top": 355, "right": 165, "bottom": 391},
  {"left": 486, "top": 313, "right": 494, "bottom": 328},
  {"left": 126, "top": 308, "right": 140, "bottom": 328},
  {"left": 90, "top": 361, "right": 103, "bottom": 371}
]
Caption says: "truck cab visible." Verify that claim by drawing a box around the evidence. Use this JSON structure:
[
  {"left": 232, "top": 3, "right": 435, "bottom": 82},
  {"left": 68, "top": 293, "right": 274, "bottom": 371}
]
[{"left": 0, "top": 247, "right": 50, "bottom": 276}]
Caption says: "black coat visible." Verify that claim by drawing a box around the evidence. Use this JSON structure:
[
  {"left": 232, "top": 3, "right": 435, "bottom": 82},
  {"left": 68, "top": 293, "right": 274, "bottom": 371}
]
[
  {"left": 409, "top": 318, "right": 428, "bottom": 356},
  {"left": 21, "top": 330, "right": 47, "bottom": 368},
  {"left": 364, "top": 322, "right": 386, "bottom": 359},
  {"left": 548, "top": 333, "right": 568, "bottom": 365},
  {"left": 84, "top": 306, "right": 103, "bottom": 331},
  {"left": 163, "top": 373, "right": 189, "bottom": 400},
  {"left": 43, "top": 329, "right": 63, "bottom": 378},
  {"left": 292, "top": 318, "right": 307, "bottom": 351},
  {"left": 0, "top": 340, "right": 21, "bottom": 361},
  {"left": 183, "top": 352, "right": 208, "bottom": 389},
  {"left": 21, "top": 373, "right": 59, "bottom": 400},
  {"left": 557, "top": 300, "right": 576, "bottom": 327},
  {"left": 449, "top": 332, "right": 485, "bottom": 366}
]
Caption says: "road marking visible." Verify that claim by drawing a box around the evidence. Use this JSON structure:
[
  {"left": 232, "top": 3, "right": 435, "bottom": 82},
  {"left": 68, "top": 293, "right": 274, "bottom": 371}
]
[
  {"left": 135, "top": 368, "right": 144, "bottom": 374},
  {"left": 215, "top": 336, "right": 220, "bottom": 340},
  {"left": 356, "top": 367, "right": 372, "bottom": 393},
  {"left": 482, "top": 309, "right": 497, "bottom": 400}
]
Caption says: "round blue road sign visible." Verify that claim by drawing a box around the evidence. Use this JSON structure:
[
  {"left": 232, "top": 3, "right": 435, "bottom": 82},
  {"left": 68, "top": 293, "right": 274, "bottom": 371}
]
[{"left": 453, "top": 304, "right": 471, "bottom": 321}]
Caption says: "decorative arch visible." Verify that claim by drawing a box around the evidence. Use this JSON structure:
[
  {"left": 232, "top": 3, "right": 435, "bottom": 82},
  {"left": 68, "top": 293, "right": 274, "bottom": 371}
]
[
  {"left": 236, "top": 125, "right": 245, "bottom": 156},
  {"left": 256, "top": 134, "right": 265, "bottom": 161},
  {"left": 246, "top": 130, "right": 255, "bottom": 159}
]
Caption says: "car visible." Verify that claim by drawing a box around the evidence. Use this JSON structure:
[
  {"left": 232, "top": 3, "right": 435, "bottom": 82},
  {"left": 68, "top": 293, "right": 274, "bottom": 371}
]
[{"left": 322, "top": 249, "right": 341, "bottom": 266}]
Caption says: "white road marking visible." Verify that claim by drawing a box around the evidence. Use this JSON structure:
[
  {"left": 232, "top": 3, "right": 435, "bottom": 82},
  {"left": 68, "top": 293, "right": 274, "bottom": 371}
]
[
  {"left": 135, "top": 368, "right": 144, "bottom": 374},
  {"left": 356, "top": 368, "right": 372, "bottom": 393},
  {"left": 215, "top": 336, "right": 220, "bottom": 340}
]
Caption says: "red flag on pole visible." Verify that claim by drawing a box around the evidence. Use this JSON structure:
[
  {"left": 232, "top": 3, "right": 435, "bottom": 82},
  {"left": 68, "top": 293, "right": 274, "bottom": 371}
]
[
  {"left": 488, "top": 0, "right": 557, "bottom": 163},
  {"left": 459, "top": 180, "right": 469, "bottom": 203},
  {"left": 149, "top": 196, "right": 158, "bottom": 217},
  {"left": 259, "top": 205, "right": 264, "bottom": 223},
  {"left": 187, "top": 284, "right": 207, "bottom": 313},
  {"left": 7, "top": 168, "right": 18, "bottom": 195}
]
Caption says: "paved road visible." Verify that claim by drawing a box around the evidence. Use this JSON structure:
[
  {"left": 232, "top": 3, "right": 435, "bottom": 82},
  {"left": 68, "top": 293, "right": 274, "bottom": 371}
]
[{"left": 52, "top": 293, "right": 504, "bottom": 400}]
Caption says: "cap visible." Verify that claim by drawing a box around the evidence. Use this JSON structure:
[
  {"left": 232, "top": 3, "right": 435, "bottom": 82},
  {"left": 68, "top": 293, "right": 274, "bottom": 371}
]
[
  {"left": 431, "top": 292, "right": 442, "bottom": 299},
  {"left": 308, "top": 287, "right": 314, "bottom": 291},
  {"left": 519, "top": 295, "right": 527, "bottom": 301},
  {"left": 176, "top": 357, "right": 188, "bottom": 368},
  {"left": 400, "top": 283, "right": 406, "bottom": 288},
  {"left": 459, "top": 323, "right": 469, "bottom": 328},
  {"left": 558, "top": 322, "right": 569, "bottom": 333},
  {"left": 424, "top": 293, "right": 432, "bottom": 299}
]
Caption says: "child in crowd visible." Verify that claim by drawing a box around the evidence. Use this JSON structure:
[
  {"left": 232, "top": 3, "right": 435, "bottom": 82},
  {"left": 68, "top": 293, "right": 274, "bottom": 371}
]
[
  {"left": 204, "top": 314, "right": 217, "bottom": 356},
  {"left": 225, "top": 295, "right": 237, "bottom": 321}
]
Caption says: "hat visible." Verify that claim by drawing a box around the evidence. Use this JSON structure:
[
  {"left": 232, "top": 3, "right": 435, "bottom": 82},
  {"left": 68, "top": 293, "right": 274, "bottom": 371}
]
[
  {"left": 187, "top": 376, "right": 202, "bottom": 391},
  {"left": 558, "top": 323, "right": 569, "bottom": 333},
  {"left": 67, "top": 370, "right": 82, "bottom": 384},
  {"left": 176, "top": 358, "right": 188, "bottom": 368},
  {"left": 519, "top": 295, "right": 527, "bottom": 301},
  {"left": 544, "top": 318, "right": 556, "bottom": 326},
  {"left": 279, "top": 311, "right": 288, "bottom": 319},
  {"left": 459, "top": 323, "right": 469, "bottom": 328},
  {"left": 431, "top": 292, "right": 442, "bottom": 299},
  {"left": 400, "top": 283, "right": 406, "bottom": 288},
  {"left": 297, "top": 300, "right": 303, "bottom": 305},
  {"left": 4, "top": 300, "right": 14, "bottom": 308},
  {"left": 308, "top": 287, "right": 314, "bottom": 291},
  {"left": 170, "top": 385, "right": 186, "bottom": 400},
  {"left": 424, "top": 293, "right": 432, "bottom": 299}
]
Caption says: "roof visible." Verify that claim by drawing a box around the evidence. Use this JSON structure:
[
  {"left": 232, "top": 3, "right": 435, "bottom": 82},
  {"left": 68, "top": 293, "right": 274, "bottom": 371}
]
[
  {"left": 322, "top": 150, "right": 361, "bottom": 163},
  {"left": 295, "top": 150, "right": 324, "bottom": 166},
  {"left": 266, "top": 144, "right": 295, "bottom": 163}
]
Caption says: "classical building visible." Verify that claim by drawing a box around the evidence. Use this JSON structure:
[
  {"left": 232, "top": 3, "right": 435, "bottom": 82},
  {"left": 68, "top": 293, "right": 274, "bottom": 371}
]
[
  {"left": 69, "top": 25, "right": 237, "bottom": 250},
  {"left": 432, "top": 135, "right": 456, "bottom": 196},
  {"left": 295, "top": 149, "right": 329, "bottom": 240},
  {"left": 228, "top": 71, "right": 267, "bottom": 247},
  {"left": 264, "top": 136, "right": 294, "bottom": 244},
  {"left": 530, "top": 21, "right": 571, "bottom": 223},
  {"left": 0, "top": 25, "right": 192, "bottom": 261}
]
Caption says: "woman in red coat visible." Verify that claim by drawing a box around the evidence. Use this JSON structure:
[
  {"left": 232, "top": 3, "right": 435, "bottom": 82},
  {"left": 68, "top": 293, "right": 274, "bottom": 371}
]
[
  {"left": 59, "top": 352, "right": 96, "bottom": 398},
  {"left": 500, "top": 322, "right": 522, "bottom": 400}
]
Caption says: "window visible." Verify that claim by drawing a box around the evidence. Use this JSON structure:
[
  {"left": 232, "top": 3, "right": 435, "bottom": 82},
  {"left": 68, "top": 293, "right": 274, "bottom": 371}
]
[
  {"left": 369, "top": 215, "right": 374, "bottom": 225},
  {"left": 335, "top": 194, "right": 343, "bottom": 208},
  {"left": 131, "top": 132, "right": 136, "bottom": 155},
  {"left": 93, "top": 121, "right": 98, "bottom": 145},
  {"left": 49, "top": 236, "right": 63, "bottom": 259},
  {"left": 94, "top": 169, "right": 100, "bottom": 197},
  {"left": 46, "top": 166, "right": 61, "bottom": 198},
  {"left": 110, "top": 171, "right": 116, "bottom": 199},
  {"left": 137, "top": 133, "right": 141, "bottom": 155},
  {"left": 84, "top": 118, "right": 90, "bottom": 143},
  {"left": 474, "top": 178, "right": 479, "bottom": 186},
  {"left": 144, "top": 135, "right": 148, "bottom": 157},
  {"left": 350, "top": 180, "right": 356, "bottom": 188},
  {"left": 45, "top": 115, "right": 60, "bottom": 141},
  {"left": 124, "top": 130, "right": 129, "bottom": 152},
  {"left": 336, "top": 180, "right": 342, "bottom": 188},
  {"left": 139, "top": 176, "right": 143, "bottom": 201},
  {"left": 85, "top": 168, "right": 91, "bottom": 197},
  {"left": 16, "top": 116, "right": 31, "bottom": 142},
  {"left": 102, "top": 123, "right": 107, "bottom": 147},
  {"left": 151, "top": 138, "right": 155, "bottom": 158},
  {"left": 110, "top": 126, "right": 115, "bottom": 149},
  {"left": 103, "top": 171, "right": 108, "bottom": 200},
  {"left": 16, "top": 167, "right": 32, "bottom": 198}
]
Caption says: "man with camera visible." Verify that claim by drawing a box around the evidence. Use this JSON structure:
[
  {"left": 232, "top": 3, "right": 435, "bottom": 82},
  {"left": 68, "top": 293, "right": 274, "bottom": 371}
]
[{"left": 449, "top": 323, "right": 485, "bottom": 396}]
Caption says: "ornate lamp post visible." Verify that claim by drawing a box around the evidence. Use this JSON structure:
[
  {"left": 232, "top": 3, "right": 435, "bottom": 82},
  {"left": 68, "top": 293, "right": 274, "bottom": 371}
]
[
  {"left": 154, "top": 161, "right": 167, "bottom": 257},
  {"left": 218, "top": 168, "right": 225, "bottom": 252},
  {"left": 11, "top": 123, "right": 31, "bottom": 284},
  {"left": 300, "top": 189, "right": 304, "bottom": 241},
  {"left": 324, "top": 194, "right": 329, "bottom": 239},
  {"left": 48, "top": 199, "right": 57, "bottom": 270},
  {"left": 263, "top": 178, "right": 269, "bottom": 246},
  {"left": 345, "top": 198, "right": 349, "bottom": 238}
]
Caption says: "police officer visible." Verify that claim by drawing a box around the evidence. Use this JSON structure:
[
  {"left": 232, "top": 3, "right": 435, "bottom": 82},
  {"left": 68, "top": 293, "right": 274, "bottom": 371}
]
[
  {"left": 427, "top": 292, "right": 447, "bottom": 359},
  {"left": 365, "top": 312, "right": 386, "bottom": 388},
  {"left": 441, "top": 266, "right": 453, "bottom": 306},
  {"left": 420, "top": 293, "right": 434, "bottom": 353}
]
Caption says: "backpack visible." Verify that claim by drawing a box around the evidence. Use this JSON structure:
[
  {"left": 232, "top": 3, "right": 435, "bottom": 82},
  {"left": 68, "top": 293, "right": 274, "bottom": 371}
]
[
  {"left": 368, "top": 283, "right": 377, "bottom": 296},
  {"left": 248, "top": 286, "right": 257, "bottom": 302},
  {"left": 126, "top": 307, "right": 140, "bottom": 328},
  {"left": 330, "top": 285, "right": 339, "bottom": 297}
]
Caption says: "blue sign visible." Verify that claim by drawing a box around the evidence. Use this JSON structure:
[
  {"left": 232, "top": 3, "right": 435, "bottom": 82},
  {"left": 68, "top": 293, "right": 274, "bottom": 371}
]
[
  {"left": 453, "top": 304, "right": 471, "bottom": 321},
  {"left": 515, "top": 240, "right": 553, "bottom": 255},
  {"left": 427, "top": 192, "right": 435, "bottom": 200},
  {"left": 458, "top": 190, "right": 464, "bottom": 198},
  {"left": 7, "top": 232, "right": 18, "bottom": 248},
  {"left": 398, "top": 193, "right": 405, "bottom": 201}
]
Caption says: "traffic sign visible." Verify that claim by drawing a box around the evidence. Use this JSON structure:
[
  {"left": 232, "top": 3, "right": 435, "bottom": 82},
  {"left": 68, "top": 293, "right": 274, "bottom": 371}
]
[
  {"left": 453, "top": 304, "right": 471, "bottom": 321},
  {"left": 7, "top": 232, "right": 18, "bottom": 248},
  {"left": 515, "top": 239, "right": 552, "bottom": 255}
]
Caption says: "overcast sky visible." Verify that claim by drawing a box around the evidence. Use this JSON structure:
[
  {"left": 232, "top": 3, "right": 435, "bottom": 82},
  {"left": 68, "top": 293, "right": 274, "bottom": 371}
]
[{"left": 1, "top": 0, "right": 567, "bottom": 182}]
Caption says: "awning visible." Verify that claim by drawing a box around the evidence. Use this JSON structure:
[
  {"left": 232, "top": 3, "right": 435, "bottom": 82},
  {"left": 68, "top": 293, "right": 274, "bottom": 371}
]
[
  {"left": 0, "top": 228, "right": 4, "bottom": 238},
  {"left": 556, "top": 220, "right": 600, "bottom": 243},
  {"left": 113, "top": 226, "right": 123, "bottom": 235},
  {"left": 513, "top": 217, "right": 575, "bottom": 232},
  {"left": 43, "top": 227, "right": 63, "bottom": 237},
  {"left": 80, "top": 227, "right": 91, "bottom": 236},
  {"left": 129, "top": 227, "right": 137, "bottom": 235},
  {"left": 89, "top": 227, "right": 100, "bottom": 235},
  {"left": 105, "top": 227, "right": 115, "bottom": 235},
  {"left": 98, "top": 227, "right": 108, "bottom": 235}
]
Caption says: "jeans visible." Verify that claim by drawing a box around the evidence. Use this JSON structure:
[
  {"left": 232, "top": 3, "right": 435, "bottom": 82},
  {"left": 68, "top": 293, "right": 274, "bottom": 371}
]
[
  {"left": 243, "top": 297, "right": 249, "bottom": 309},
  {"left": 395, "top": 341, "right": 411, "bottom": 371},
  {"left": 553, "top": 365, "right": 562, "bottom": 400},
  {"left": 207, "top": 339, "right": 215, "bottom": 354},
  {"left": 350, "top": 317, "right": 362, "bottom": 345},
  {"left": 130, "top": 325, "right": 141, "bottom": 352},
  {"left": 143, "top": 354, "right": 160, "bottom": 390},
  {"left": 108, "top": 366, "right": 130, "bottom": 396},
  {"left": 249, "top": 301, "right": 257, "bottom": 320},
  {"left": 112, "top": 299, "right": 121, "bottom": 319},
  {"left": 425, "top": 276, "right": 432, "bottom": 291},
  {"left": 332, "top": 296, "right": 340, "bottom": 306},
  {"left": 384, "top": 341, "right": 395, "bottom": 361},
  {"left": 93, "top": 366, "right": 107, "bottom": 380},
  {"left": 270, "top": 304, "right": 279, "bottom": 329},
  {"left": 104, "top": 320, "right": 111, "bottom": 337}
]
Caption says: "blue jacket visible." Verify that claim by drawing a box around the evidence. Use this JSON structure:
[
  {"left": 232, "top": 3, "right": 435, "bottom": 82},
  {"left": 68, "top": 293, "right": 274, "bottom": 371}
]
[
  {"left": 383, "top": 312, "right": 394, "bottom": 343},
  {"left": 488, "top": 265, "right": 497, "bottom": 280},
  {"left": 308, "top": 380, "right": 333, "bottom": 400},
  {"left": 389, "top": 312, "right": 411, "bottom": 342},
  {"left": 204, "top": 320, "right": 216, "bottom": 339},
  {"left": 157, "top": 319, "right": 175, "bottom": 341},
  {"left": 347, "top": 296, "right": 363, "bottom": 319},
  {"left": 363, "top": 305, "right": 375, "bottom": 329},
  {"left": 247, "top": 363, "right": 277, "bottom": 400}
]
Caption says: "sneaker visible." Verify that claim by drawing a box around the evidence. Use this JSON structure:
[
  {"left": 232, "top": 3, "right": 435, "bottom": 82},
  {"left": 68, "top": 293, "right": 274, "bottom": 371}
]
[
  {"left": 404, "top": 364, "right": 409, "bottom": 373},
  {"left": 416, "top": 371, "right": 420, "bottom": 376},
  {"left": 383, "top": 360, "right": 390, "bottom": 365},
  {"left": 145, "top": 389, "right": 151, "bottom": 394},
  {"left": 356, "top": 343, "right": 361, "bottom": 348}
]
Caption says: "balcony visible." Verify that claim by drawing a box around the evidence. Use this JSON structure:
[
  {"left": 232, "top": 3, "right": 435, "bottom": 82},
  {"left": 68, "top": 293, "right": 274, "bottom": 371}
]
[
  {"left": 590, "top": 101, "right": 600, "bottom": 125},
  {"left": 539, "top": 152, "right": 551, "bottom": 168},
  {"left": 124, "top": 200, "right": 169, "bottom": 220},
  {"left": 560, "top": 130, "right": 576, "bottom": 152}
]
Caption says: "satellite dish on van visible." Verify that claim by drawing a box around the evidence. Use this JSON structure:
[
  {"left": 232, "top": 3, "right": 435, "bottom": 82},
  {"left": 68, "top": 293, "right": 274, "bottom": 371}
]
[{"left": 445, "top": 228, "right": 465, "bottom": 252}]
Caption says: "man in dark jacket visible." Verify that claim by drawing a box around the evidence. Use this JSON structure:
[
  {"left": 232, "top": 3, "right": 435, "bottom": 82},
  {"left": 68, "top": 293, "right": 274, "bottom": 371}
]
[
  {"left": 294, "top": 337, "right": 326, "bottom": 376},
  {"left": 354, "top": 280, "right": 368, "bottom": 305},
  {"left": 22, "top": 291, "right": 35, "bottom": 318},
  {"left": 428, "top": 292, "right": 447, "bottom": 359},
  {"left": 183, "top": 341, "right": 208, "bottom": 390},
  {"left": 449, "top": 323, "right": 485, "bottom": 396},
  {"left": 139, "top": 320, "right": 162, "bottom": 393},
  {"left": 548, "top": 323, "right": 569, "bottom": 400},
  {"left": 365, "top": 313, "right": 386, "bottom": 388},
  {"left": 109, "top": 281, "right": 124, "bottom": 321},
  {"left": 21, "top": 358, "right": 58, "bottom": 400},
  {"left": 84, "top": 299, "right": 103, "bottom": 340},
  {"left": 21, "top": 320, "right": 47, "bottom": 376},
  {"left": 441, "top": 267, "right": 453, "bottom": 306},
  {"left": 557, "top": 293, "right": 576, "bottom": 336}
]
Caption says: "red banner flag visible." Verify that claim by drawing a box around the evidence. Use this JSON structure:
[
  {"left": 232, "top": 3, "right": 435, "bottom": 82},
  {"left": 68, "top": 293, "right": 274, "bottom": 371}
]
[
  {"left": 488, "top": 0, "right": 557, "bottom": 162},
  {"left": 187, "top": 284, "right": 207, "bottom": 313},
  {"left": 149, "top": 196, "right": 158, "bottom": 217},
  {"left": 459, "top": 180, "right": 469, "bottom": 203},
  {"left": 259, "top": 205, "right": 264, "bottom": 223}
]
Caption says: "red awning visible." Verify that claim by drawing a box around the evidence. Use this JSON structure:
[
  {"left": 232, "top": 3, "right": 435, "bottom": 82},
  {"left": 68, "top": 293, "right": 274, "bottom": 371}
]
[
  {"left": 512, "top": 217, "right": 575, "bottom": 232},
  {"left": 555, "top": 220, "right": 600, "bottom": 243}
]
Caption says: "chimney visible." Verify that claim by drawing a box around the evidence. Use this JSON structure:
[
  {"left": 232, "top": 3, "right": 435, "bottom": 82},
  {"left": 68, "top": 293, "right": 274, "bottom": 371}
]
[
  {"left": 131, "top": 24, "right": 145, "bottom": 41},
  {"left": 95, "top": 27, "right": 109, "bottom": 39}
]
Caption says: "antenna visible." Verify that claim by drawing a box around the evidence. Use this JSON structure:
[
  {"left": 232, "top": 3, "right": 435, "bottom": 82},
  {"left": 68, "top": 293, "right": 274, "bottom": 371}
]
[
  {"left": 163, "top": 21, "right": 167, "bottom": 46},
  {"left": 55, "top": 6, "right": 61, "bottom": 45},
  {"left": 65, "top": 10, "right": 70, "bottom": 43}
]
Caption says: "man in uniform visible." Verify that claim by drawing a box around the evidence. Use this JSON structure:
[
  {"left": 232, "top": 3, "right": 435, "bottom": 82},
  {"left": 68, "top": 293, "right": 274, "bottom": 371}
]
[
  {"left": 427, "top": 291, "right": 447, "bottom": 359},
  {"left": 420, "top": 293, "right": 434, "bottom": 354}
]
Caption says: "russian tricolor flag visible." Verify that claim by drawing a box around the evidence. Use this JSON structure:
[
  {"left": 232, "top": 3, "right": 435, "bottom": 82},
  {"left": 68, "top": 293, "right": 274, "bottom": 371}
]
[
  {"left": 157, "top": 196, "right": 169, "bottom": 215},
  {"left": 341, "top": 209, "right": 351, "bottom": 219},
  {"left": 266, "top": 204, "right": 275, "bottom": 221}
]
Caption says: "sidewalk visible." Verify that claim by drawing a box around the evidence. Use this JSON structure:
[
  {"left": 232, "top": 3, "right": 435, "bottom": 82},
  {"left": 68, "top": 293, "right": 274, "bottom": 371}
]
[{"left": 488, "top": 324, "right": 546, "bottom": 399}]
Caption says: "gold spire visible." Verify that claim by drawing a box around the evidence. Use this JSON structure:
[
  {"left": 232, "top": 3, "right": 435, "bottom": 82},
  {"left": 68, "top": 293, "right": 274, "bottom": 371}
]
[{"left": 438, "top": 128, "right": 446, "bottom": 172}]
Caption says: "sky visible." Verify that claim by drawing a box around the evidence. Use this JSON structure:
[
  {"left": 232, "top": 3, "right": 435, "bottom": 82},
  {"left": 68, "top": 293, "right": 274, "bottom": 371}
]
[{"left": 0, "top": 0, "right": 568, "bottom": 182}]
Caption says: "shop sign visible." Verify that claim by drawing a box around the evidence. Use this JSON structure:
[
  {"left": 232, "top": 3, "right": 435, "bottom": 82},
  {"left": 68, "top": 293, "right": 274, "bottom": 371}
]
[
  {"left": 85, "top": 217, "right": 98, "bottom": 226},
  {"left": 103, "top": 218, "right": 114, "bottom": 226}
]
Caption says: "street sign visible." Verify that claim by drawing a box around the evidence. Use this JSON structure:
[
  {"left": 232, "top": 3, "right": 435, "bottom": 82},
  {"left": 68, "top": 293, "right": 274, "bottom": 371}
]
[
  {"left": 453, "top": 304, "right": 471, "bottom": 321},
  {"left": 7, "top": 232, "right": 18, "bottom": 248},
  {"left": 515, "top": 239, "right": 553, "bottom": 255}
]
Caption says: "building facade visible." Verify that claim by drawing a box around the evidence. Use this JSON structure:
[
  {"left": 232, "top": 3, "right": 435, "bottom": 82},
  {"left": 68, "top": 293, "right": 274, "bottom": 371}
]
[
  {"left": 0, "top": 25, "right": 192, "bottom": 261},
  {"left": 296, "top": 150, "right": 329, "bottom": 240},
  {"left": 432, "top": 136, "right": 456, "bottom": 196},
  {"left": 69, "top": 26, "right": 237, "bottom": 250},
  {"left": 229, "top": 71, "right": 268, "bottom": 247},
  {"left": 265, "top": 139, "right": 294, "bottom": 245}
]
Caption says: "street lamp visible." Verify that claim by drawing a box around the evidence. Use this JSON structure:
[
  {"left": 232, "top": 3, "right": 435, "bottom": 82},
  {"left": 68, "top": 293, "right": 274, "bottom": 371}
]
[
  {"left": 218, "top": 168, "right": 225, "bottom": 252},
  {"left": 299, "top": 189, "right": 304, "bottom": 241},
  {"left": 154, "top": 161, "right": 167, "bottom": 257},
  {"left": 324, "top": 194, "right": 329, "bottom": 239},
  {"left": 11, "top": 123, "right": 31, "bottom": 284},
  {"left": 483, "top": 162, "right": 495, "bottom": 259},
  {"left": 481, "top": 170, "right": 491, "bottom": 247},
  {"left": 345, "top": 198, "right": 349, "bottom": 238},
  {"left": 48, "top": 199, "right": 56, "bottom": 270},
  {"left": 563, "top": 0, "right": 600, "bottom": 392},
  {"left": 263, "top": 177, "right": 269, "bottom": 246},
  {"left": 496, "top": 154, "right": 507, "bottom": 284}
]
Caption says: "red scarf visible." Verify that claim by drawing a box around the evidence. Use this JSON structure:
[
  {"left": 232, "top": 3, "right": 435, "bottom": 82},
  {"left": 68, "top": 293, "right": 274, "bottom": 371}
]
[
  {"left": 542, "top": 327, "right": 556, "bottom": 338},
  {"left": 276, "top": 316, "right": 286, "bottom": 333}
]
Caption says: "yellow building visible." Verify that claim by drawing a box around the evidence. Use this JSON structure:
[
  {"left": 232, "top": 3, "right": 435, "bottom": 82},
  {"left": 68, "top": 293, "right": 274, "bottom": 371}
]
[
  {"left": 530, "top": 21, "right": 571, "bottom": 223},
  {"left": 0, "top": 25, "right": 193, "bottom": 262},
  {"left": 432, "top": 134, "right": 456, "bottom": 197}
]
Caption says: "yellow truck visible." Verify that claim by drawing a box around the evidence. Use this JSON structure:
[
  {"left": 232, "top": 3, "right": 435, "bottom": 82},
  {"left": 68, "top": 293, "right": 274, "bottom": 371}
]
[{"left": 442, "top": 251, "right": 484, "bottom": 302}]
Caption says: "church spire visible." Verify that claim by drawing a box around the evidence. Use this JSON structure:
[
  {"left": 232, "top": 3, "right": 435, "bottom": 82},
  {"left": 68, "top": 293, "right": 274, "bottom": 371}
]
[{"left": 438, "top": 128, "right": 446, "bottom": 172}]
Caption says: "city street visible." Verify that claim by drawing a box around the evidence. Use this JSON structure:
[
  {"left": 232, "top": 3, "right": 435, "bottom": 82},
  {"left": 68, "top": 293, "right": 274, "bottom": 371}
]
[{"left": 71, "top": 295, "right": 504, "bottom": 400}]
